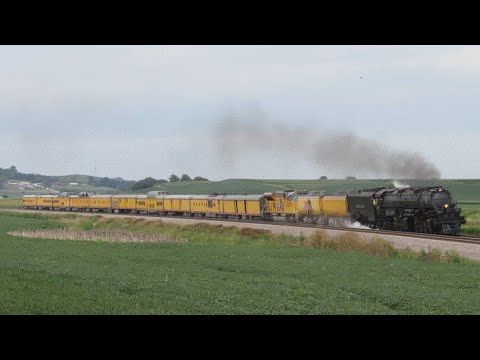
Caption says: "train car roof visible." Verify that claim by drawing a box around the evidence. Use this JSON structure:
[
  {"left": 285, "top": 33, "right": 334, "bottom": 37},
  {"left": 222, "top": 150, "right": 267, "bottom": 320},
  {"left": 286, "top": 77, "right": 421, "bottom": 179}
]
[
  {"left": 147, "top": 191, "right": 169, "bottom": 198},
  {"left": 90, "top": 195, "right": 113, "bottom": 198},
  {"left": 111, "top": 195, "right": 138, "bottom": 199},
  {"left": 163, "top": 195, "right": 193, "bottom": 200},
  {"left": 348, "top": 191, "right": 377, "bottom": 197},
  {"left": 222, "top": 195, "right": 264, "bottom": 201},
  {"left": 297, "top": 195, "right": 322, "bottom": 199},
  {"left": 190, "top": 195, "right": 214, "bottom": 200},
  {"left": 23, "top": 195, "right": 37, "bottom": 198},
  {"left": 137, "top": 195, "right": 162, "bottom": 199}
]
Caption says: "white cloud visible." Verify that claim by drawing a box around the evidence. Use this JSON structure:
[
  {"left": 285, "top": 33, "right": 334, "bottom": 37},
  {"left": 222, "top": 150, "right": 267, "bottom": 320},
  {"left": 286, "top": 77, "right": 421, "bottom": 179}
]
[
  {"left": 0, "top": 46, "right": 361, "bottom": 111},
  {"left": 435, "top": 46, "right": 480, "bottom": 71},
  {"left": 0, "top": 46, "right": 478, "bottom": 179}
]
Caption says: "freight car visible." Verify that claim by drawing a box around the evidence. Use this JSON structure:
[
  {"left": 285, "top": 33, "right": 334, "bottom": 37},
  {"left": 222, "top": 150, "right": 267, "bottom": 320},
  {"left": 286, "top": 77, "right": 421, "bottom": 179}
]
[{"left": 22, "top": 186, "right": 465, "bottom": 235}]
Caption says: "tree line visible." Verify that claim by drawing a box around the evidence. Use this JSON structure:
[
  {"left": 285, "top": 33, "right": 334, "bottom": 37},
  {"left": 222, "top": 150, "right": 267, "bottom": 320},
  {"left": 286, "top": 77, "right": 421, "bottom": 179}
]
[
  {"left": 0, "top": 165, "right": 135, "bottom": 191},
  {"left": 86, "top": 176, "right": 136, "bottom": 191},
  {"left": 131, "top": 174, "right": 209, "bottom": 191},
  {"left": 0, "top": 165, "right": 57, "bottom": 186}
]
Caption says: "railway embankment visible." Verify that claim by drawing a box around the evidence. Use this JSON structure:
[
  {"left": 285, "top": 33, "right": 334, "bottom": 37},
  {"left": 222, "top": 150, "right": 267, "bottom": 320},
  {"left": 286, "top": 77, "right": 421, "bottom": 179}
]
[{"left": 2, "top": 208, "right": 480, "bottom": 260}]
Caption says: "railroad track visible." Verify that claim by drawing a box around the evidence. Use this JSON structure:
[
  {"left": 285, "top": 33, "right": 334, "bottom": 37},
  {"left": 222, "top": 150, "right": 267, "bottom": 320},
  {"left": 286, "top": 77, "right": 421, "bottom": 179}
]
[{"left": 2, "top": 208, "right": 480, "bottom": 246}]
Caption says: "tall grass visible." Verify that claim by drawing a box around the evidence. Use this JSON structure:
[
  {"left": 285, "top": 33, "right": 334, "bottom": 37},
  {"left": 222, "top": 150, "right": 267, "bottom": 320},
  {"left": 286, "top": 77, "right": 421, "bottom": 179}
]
[
  {"left": 462, "top": 208, "right": 480, "bottom": 234},
  {"left": 303, "top": 230, "right": 467, "bottom": 263},
  {"left": 8, "top": 229, "right": 186, "bottom": 243},
  {"left": 8, "top": 213, "right": 471, "bottom": 264}
]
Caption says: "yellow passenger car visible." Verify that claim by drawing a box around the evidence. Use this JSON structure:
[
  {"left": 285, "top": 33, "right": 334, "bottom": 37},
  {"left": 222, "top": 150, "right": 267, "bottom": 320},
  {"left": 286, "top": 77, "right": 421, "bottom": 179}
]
[
  {"left": 112, "top": 195, "right": 137, "bottom": 213},
  {"left": 146, "top": 191, "right": 168, "bottom": 214},
  {"left": 190, "top": 195, "right": 219, "bottom": 215},
  {"left": 23, "top": 195, "right": 37, "bottom": 208},
  {"left": 221, "top": 195, "right": 265, "bottom": 219},
  {"left": 69, "top": 195, "right": 90, "bottom": 210},
  {"left": 213, "top": 195, "right": 225, "bottom": 215},
  {"left": 37, "top": 195, "right": 55, "bottom": 209},
  {"left": 163, "top": 195, "right": 191, "bottom": 214},
  {"left": 90, "top": 195, "right": 113, "bottom": 211},
  {"left": 53, "top": 195, "right": 71, "bottom": 209},
  {"left": 135, "top": 195, "right": 162, "bottom": 214}
]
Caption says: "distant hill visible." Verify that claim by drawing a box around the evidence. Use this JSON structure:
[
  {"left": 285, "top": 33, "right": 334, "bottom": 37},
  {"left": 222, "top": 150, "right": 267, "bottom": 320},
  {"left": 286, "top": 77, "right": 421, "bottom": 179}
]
[
  {"left": 0, "top": 166, "right": 135, "bottom": 196},
  {"left": 2, "top": 166, "right": 480, "bottom": 207},
  {"left": 133, "top": 178, "right": 480, "bottom": 205},
  {"left": 125, "top": 178, "right": 480, "bottom": 210}
]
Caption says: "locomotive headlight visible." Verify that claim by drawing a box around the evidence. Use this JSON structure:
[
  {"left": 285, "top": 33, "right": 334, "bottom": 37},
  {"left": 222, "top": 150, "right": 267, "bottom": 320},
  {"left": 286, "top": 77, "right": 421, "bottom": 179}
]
[{"left": 444, "top": 204, "right": 449, "bottom": 208}]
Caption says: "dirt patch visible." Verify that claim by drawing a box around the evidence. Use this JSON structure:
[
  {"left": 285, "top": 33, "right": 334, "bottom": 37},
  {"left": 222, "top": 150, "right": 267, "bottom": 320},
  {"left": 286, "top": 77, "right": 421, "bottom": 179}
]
[{"left": 240, "top": 227, "right": 270, "bottom": 237}]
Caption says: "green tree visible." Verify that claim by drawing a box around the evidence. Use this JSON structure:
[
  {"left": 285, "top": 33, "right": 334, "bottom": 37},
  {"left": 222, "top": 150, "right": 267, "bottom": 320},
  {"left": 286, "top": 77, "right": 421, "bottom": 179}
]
[
  {"left": 180, "top": 174, "right": 192, "bottom": 181},
  {"left": 169, "top": 174, "right": 180, "bottom": 182},
  {"left": 193, "top": 176, "right": 209, "bottom": 181},
  {"left": 132, "top": 177, "right": 159, "bottom": 191},
  {"left": 4, "top": 166, "right": 18, "bottom": 178}
]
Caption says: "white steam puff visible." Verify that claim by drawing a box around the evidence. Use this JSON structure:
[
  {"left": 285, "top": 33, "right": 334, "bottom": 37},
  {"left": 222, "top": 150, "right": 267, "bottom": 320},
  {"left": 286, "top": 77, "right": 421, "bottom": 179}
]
[
  {"left": 214, "top": 107, "right": 441, "bottom": 180},
  {"left": 345, "top": 221, "right": 372, "bottom": 230},
  {"left": 392, "top": 180, "right": 411, "bottom": 188}
]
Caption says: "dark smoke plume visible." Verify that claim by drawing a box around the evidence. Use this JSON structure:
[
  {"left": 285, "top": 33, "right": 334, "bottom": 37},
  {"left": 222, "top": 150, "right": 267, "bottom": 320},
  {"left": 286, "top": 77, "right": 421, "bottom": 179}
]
[{"left": 214, "top": 107, "right": 441, "bottom": 180}]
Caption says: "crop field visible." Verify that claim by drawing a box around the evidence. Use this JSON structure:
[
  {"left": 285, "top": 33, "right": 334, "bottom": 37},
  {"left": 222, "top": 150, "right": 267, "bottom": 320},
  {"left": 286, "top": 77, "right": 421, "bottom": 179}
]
[
  {"left": 145, "top": 178, "right": 480, "bottom": 203},
  {"left": 461, "top": 209, "right": 480, "bottom": 234},
  {"left": 148, "top": 179, "right": 397, "bottom": 195},
  {"left": 0, "top": 199, "right": 22, "bottom": 209},
  {"left": 1, "top": 211, "right": 480, "bottom": 314}
]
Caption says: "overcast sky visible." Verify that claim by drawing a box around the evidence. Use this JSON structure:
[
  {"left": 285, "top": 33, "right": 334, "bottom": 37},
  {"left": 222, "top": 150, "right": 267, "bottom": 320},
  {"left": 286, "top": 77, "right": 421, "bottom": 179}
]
[{"left": 0, "top": 45, "right": 478, "bottom": 180}]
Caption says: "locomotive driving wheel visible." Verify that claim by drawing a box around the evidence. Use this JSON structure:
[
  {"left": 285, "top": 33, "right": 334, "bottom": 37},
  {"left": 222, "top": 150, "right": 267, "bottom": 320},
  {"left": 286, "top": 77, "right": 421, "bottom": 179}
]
[
  {"left": 424, "top": 221, "right": 433, "bottom": 234},
  {"left": 414, "top": 219, "right": 424, "bottom": 233}
]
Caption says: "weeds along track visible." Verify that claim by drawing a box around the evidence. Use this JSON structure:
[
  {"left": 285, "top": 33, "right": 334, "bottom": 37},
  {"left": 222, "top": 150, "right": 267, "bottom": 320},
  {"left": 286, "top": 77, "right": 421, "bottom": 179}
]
[{"left": 2, "top": 208, "right": 480, "bottom": 246}]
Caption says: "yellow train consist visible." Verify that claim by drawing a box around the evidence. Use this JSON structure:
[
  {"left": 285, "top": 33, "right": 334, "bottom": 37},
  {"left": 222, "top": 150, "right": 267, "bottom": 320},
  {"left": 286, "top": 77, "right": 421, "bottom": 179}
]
[{"left": 22, "top": 190, "right": 352, "bottom": 224}]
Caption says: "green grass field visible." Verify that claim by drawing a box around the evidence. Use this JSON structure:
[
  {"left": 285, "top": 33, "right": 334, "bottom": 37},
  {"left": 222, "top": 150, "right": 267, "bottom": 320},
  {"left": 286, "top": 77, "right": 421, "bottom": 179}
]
[
  {"left": 145, "top": 178, "right": 480, "bottom": 203},
  {"left": 461, "top": 209, "right": 480, "bottom": 234},
  {"left": 1, "top": 211, "right": 480, "bottom": 314},
  {"left": 147, "top": 179, "right": 397, "bottom": 195},
  {"left": 0, "top": 199, "right": 22, "bottom": 209}
]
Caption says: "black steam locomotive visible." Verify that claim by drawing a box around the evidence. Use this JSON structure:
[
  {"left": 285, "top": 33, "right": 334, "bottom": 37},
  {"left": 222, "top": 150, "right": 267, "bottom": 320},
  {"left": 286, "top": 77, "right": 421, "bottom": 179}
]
[{"left": 347, "top": 186, "right": 465, "bottom": 235}]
